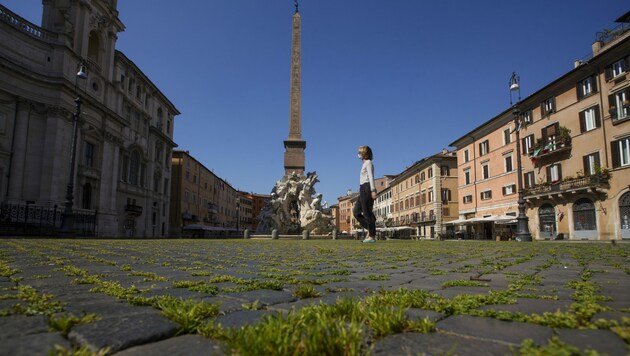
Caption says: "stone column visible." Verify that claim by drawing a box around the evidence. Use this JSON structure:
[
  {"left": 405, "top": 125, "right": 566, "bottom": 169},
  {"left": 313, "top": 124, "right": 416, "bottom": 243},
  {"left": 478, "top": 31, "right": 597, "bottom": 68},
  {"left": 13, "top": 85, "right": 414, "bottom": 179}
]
[{"left": 7, "top": 100, "right": 30, "bottom": 201}]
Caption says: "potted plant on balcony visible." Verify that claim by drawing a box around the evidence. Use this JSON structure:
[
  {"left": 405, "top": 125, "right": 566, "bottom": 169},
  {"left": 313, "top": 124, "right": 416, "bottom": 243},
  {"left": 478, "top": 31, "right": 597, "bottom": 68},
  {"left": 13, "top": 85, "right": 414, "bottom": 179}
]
[
  {"left": 590, "top": 166, "right": 611, "bottom": 185},
  {"left": 559, "top": 126, "right": 571, "bottom": 147}
]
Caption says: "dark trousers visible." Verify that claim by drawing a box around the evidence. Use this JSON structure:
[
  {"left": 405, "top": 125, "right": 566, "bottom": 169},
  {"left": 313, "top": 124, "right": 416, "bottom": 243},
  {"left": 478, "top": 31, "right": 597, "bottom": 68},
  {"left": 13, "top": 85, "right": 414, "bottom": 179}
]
[{"left": 353, "top": 183, "right": 376, "bottom": 237}]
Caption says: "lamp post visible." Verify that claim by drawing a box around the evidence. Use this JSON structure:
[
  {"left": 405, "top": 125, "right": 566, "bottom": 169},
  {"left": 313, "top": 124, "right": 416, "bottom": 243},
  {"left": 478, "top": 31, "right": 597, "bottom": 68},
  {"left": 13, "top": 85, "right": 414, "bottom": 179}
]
[
  {"left": 60, "top": 63, "right": 87, "bottom": 234},
  {"left": 509, "top": 72, "right": 532, "bottom": 242}
]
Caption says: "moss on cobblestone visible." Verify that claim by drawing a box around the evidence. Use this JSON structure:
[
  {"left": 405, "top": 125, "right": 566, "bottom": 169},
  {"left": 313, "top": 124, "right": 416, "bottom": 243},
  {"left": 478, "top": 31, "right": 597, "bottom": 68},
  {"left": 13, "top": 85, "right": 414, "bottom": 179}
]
[{"left": 0, "top": 239, "right": 628, "bottom": 355}]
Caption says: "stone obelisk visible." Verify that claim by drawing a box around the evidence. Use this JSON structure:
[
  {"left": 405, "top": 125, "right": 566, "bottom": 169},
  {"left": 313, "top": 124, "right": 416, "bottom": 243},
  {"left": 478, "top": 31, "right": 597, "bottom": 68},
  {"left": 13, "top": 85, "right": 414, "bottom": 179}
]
[{"left": 283, "top": 1, "right": 306, "bottom": 177}]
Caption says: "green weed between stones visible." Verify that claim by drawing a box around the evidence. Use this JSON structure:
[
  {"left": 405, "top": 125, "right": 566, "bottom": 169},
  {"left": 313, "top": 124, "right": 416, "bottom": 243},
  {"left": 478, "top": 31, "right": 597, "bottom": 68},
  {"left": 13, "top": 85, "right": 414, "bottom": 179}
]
[
  {"left": 0, "top": 285, "right": 64, "bottom": 317},
  {"left": 441, "top": 279, "right": 489, "bottom": 288},
  {"left": 199, "top": 297, "right": 436, "bottom": 356},
  {"left": 49, "top": 313, "right": 101, "bottom": 337},
  {"left": 293, "top": 285, "right": 321, "bottom": 299},
  {"left": 51, "top": 345, "right": 110, "bottom": 356},
  {"left": 517, "top": 336, "right": 599, "bottom": 356},
  {"left": 155, "top": 297, "right": 220, "bottom": 335},
  {"left": 172, "top": 280, "right": 219, "bottom": 295}
]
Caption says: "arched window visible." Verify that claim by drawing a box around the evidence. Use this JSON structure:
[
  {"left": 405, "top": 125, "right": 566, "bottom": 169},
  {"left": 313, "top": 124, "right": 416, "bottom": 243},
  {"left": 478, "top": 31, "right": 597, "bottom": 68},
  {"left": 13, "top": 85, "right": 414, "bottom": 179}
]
[
  {"left": 82, "top": 183, "right": 92, "bottom": 210},
  {"left": 539, "top": 203, "right": 556, "bottom": 238},
  {"left": 573, "top": 198, "right": 596, "bottom": 231},
  {"left": 129, "top": 150, "right": 140, "bottom": 186},
  {"left": 87, "top": 31, "right": 100, "bottom": 63}
]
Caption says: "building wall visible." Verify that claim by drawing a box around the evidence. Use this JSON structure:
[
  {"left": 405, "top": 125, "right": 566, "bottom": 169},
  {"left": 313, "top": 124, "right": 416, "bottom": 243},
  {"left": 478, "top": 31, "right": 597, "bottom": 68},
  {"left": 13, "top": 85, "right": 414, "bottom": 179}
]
[
  {"left": 0, "top": 2, "right": 178, "bottom": 237},
  {"left": 338, "top": 193, "right": 356, "bottom": 234},
  {"left": 388, "top": 152, "right": 458, "bottom": 238},
  {"left": 169, "top": 150, "right": 239, "bottom": 237},
  {"left": 451, "top": 15, "right": 630, "bottom": 240}
]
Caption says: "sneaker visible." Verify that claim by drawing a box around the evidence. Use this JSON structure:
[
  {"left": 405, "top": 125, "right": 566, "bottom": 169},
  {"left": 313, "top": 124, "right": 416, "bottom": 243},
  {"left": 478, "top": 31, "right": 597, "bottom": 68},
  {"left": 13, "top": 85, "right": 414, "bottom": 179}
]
[{"left": 362, "top": 238, "right": 376, "bottom": 243}]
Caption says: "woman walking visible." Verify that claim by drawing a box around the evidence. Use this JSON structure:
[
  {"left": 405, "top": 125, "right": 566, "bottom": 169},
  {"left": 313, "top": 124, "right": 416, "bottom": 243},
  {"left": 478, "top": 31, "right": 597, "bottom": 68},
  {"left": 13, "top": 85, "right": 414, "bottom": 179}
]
[{"left": 353, "top": 146, "right": 377, "bottom": 243}]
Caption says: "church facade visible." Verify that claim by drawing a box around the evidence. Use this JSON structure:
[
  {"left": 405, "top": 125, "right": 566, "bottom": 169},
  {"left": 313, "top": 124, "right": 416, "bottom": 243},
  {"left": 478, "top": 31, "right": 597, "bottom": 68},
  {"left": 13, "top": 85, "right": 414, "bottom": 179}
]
[{"left": 0, "top": 1, "right": 179, "bottom": 237}]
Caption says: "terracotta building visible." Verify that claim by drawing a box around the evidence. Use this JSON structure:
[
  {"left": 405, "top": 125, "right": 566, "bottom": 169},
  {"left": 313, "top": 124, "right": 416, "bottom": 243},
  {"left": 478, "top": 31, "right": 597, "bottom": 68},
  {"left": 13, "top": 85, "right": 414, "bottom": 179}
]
[
  {"left": 170, "top": 150, "right": 238, "bottom": 237},
  {"left": 450, "top": 12, "right": 630, "bottom": 240}
]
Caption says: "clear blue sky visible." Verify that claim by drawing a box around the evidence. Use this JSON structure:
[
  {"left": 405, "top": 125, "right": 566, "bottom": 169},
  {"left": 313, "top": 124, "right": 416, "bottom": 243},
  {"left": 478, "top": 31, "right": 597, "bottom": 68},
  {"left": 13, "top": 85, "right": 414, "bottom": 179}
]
[{"left": 4, "top": 1, "right": 628, "bottom": 205}]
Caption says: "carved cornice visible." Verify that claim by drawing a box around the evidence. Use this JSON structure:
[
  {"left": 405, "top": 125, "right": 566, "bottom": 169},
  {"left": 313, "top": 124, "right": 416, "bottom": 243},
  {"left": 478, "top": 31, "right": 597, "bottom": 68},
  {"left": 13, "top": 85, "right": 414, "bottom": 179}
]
[{"left": 104, "top": 130, "right": 124, "bottom": 146}]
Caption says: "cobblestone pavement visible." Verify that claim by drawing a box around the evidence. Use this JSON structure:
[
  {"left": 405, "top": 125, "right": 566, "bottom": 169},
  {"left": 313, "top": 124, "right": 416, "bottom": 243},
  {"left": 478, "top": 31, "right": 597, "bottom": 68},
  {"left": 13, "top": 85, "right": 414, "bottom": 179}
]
[{"left": 0, "top": 239, "right": 628, "bottom": 355}]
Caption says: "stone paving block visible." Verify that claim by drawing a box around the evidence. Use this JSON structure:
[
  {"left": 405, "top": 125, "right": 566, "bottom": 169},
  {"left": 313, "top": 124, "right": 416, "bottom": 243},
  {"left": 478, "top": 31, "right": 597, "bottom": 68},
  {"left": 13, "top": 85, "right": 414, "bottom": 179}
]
[
  {"left": 268, "top": 291, "right": 367, "bottom": 312},
  {"left": 0, "top": 299, "right": 22, "bottom": 311},
  {"left": 141, "top": 288, "right": 210, "bottom": 300},
  {"left": 591, "top": 310, "right": 630, "bottom": 323},
  {"left": 602, "top": 300, "right": 630, "bottom": 311},
  {"left": 214, "top": 309, "right": 280, "bottom": 329},
  {"left": 479, "top": 298, "right": 571, "bottom": 315},
  {"left": 0, "top": 332, "right": 70, "bottom": 356},
  {"left": 201, "top": 295, "right": 246, "bottom": 314},
  {"left": 0, "top": 314, "right": 49, "bottom": 339},
  {"left": 372, "top": 331, "right": 512, "bottom": 355},
  {"left": 404, "top": 308, "right": 446, "bottom": 322},
  {"left": 112, "top": 334, "right": 226, "bottom": 356},
  {"left": 556, "top": 329, "right": 628, "bottom": 355},
  {"left": 62, "top": 300, "right": 153, "bottom": 318},
  {"left": 68, "top": 311, "right": 179, "bottom": 354},
  {"left": 222, "top": 289, "right": 296, "bottom": 306},
  {"left": 436, "top": 314, "right": 553, "bottom": 346},
  {"left": 433, "top": 286, "right": 493, "bottom": 299}
]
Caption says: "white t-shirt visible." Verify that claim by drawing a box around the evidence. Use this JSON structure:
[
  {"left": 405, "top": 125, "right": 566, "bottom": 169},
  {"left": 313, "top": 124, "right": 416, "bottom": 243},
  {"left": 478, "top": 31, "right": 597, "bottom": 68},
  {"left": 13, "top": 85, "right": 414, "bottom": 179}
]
[{"left": 360, "top": 159, "right": 376, "bottom": 192}]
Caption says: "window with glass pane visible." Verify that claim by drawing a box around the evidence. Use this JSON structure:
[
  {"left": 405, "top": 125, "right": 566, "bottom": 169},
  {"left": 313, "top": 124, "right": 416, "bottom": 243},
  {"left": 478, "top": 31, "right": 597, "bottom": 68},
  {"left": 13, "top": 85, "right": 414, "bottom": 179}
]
[
  {"left": 504, "top": 128, "right": 511, "bottom": 144},
  {"left": 85, "top": 142, "right": 94, "bottom": 167},
  {"left": 522, "top": 110, "right": 532, "bottom": 124},
  {"left": 505, "top": 155, "right": 513, "bottom": 172},
  {"left": 464, "top": 169, "right": 471, "bottom": 185},
  {"left": 523, "top": 135, "right": 534, "bottom": 154},
  {"left": 582, "top": 152, "right": 600, "bottom": 175},
  {"left": 542, "top": 97, "right": 555, "bottom": 115},
  {"left": 464, "top": 149, "right": 469, "bottom": 162},
  {"left": 524, "top": 171, "right": 535, "bottom": 188},
  {"left": 549, "top": 164, "right": 561, "bottom": 182},
  {"left": 479, "top": 140, "right": 489, "bottom": 155},
  {"left": 619, "top": 138, "right": 630, "bottom": 167},
  {"left": 582, "top": 107, "right": 598, "bottom": 131},
  {"left": 482, "top": 163, "right": 489, "bottom": 179},
  {"left": 581, "top": 77, "right": 593, "bottom": 97},
  {"left": 613, "top": 90, "right": 629, "bottom": 120},
  {"left": 612, "top": 59, "right": 626, "bottom": 77}
]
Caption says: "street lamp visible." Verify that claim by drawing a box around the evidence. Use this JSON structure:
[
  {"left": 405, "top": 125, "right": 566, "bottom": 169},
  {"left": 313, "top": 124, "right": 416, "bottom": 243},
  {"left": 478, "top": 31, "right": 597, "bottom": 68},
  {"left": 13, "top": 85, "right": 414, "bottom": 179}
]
[
  {"left": 509, "top": 72, "right": 532, "bottom": 242},
  {"left": 60, "top": 63, "right": 87, "bottom": 234}
]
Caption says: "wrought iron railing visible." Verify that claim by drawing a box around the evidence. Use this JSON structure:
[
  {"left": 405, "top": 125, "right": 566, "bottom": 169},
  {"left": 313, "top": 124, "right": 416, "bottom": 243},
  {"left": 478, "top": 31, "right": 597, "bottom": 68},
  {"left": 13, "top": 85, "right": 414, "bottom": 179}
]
[
  {"left": 524, "top": 175, "right": 609, "bottom": 197},
  {"left": 0, "top": 202, "right": 96, "bottom": 236}
]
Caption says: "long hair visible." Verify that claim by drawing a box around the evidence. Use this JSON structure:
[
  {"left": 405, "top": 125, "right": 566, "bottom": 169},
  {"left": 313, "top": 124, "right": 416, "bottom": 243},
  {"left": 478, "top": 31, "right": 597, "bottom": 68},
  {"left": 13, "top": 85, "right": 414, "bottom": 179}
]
[{"left": 358, "top": 146, "right": 373, "bottom": 160}]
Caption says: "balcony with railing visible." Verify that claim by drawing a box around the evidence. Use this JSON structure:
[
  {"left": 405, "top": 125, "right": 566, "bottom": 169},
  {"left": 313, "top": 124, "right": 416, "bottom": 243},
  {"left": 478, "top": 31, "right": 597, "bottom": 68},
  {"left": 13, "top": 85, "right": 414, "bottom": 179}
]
[
  {"left": 0, "top": 4, "right": 58, "bottom": 42},
  {"left": 529, "top": 137, "right": 571, "bottom": 164},
  {"left": 524, "top": 174, "right": 609, "bottom": 199}
]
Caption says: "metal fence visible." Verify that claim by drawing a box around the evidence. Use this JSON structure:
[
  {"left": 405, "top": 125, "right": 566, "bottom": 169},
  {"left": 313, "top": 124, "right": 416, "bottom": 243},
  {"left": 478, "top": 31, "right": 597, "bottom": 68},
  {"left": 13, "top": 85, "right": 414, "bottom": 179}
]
[{"left": 0, "top": 202, "right": 97, "bottom": 236}]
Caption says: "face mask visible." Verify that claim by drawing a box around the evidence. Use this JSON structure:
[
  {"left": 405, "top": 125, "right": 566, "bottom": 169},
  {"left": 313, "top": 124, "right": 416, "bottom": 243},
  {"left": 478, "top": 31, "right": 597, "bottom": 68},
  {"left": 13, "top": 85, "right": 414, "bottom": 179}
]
[{"left": 358, "top": 154, "right": 362, "bottom": 159}]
